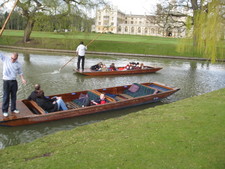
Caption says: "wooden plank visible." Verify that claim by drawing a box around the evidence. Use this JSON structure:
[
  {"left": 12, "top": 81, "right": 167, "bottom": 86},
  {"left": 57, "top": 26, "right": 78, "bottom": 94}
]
[
  {"left": 66, "top": 102, "right": 80, "bottom": 109},
  {"left": 119, "top": 94, "right": 133, "bottom": 99},
  {"left": 28, "top": 100, "right": 45, "bottom": 115},
  {"left": 115, "top": 96, "right": 126, "bottom": 101}
]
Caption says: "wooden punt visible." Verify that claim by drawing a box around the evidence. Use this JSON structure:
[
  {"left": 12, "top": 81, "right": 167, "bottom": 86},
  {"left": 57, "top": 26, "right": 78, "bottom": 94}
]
[
  {"left": 74, "top": 66, "right": 162, "bottom": 76},
  {"left": 0, "top": 82, "right": 179, "bottom": 126}
]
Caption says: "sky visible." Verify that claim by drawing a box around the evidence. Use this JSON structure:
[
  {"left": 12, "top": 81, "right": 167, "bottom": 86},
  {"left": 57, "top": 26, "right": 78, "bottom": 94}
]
[
  {"left": 2, "top": 0, "right": 159, "bottom": 16},
  {"left": 108, "top": 0, "right": 159, "bottom": 15}
]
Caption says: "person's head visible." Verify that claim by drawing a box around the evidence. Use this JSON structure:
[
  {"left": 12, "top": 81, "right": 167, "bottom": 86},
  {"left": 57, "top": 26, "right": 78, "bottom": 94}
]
[
  {"left": 34, "top": 84, "right": 41, "bottom": 91},
  {"left": 11, "top": 53, "right": 18, "bottom": 63},
  {"left": 80, "top": 41, "right": 84, "bottom": 45},
  {"left": 36, "top": 90, "right": 44, "bottom": 98},
  {"left": 100, "top": 94, "right": 105, "bottom": 100}
]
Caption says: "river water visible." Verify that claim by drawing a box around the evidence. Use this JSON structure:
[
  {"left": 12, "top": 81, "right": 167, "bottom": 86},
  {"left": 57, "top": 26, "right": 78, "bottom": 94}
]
[{"left": 0, "top": 49, "right": 225, "bottom": 149}]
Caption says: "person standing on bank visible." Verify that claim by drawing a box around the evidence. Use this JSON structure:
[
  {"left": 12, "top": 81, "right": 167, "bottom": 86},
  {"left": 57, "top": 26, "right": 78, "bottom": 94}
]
[
  {"left": 0, "top": 53, "right": 26, "bottom": 117},
  {"left": 76, "top": 41, "right": 87, "bottom": 71}
]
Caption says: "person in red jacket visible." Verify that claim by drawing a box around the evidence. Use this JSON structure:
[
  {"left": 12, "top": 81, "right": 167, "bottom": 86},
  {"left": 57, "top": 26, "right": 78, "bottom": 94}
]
[{"left": 91, "top": 94, "right": 107, "bottom": 105}]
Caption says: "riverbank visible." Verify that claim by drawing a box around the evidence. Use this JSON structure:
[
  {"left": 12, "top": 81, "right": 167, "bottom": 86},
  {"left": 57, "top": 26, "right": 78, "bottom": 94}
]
[
  {"left": 0, "top": 88, "right": 224, "bottom": 169},
  {"left": 2, "top": 30, "right": 225, "bottom": 61},
  {"left": 0, "top": 44, "right": 214, "bottom": 62}
]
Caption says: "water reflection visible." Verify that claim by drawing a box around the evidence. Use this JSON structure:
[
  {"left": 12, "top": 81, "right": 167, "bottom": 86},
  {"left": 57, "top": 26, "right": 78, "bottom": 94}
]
[{"left": 0, "top": 49, "right": 225, "bottom": 149}]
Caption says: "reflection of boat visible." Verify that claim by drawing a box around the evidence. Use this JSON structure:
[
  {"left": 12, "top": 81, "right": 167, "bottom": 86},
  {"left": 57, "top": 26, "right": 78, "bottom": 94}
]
[
  {"left": 74, "top": 66, "right": 162, "bottom": 76},
  {"left": 0, "top": 82, "right": 179, "bottom": 127}
]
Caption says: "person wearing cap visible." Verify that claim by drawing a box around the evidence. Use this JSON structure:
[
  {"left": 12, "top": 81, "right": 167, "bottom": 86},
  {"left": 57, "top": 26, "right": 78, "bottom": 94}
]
[
  {"left": 76, "top": 41, "right": 87, "bottom": 71},
  {"left": 0, "top": 52, "right": 26, "bottom": 117}
]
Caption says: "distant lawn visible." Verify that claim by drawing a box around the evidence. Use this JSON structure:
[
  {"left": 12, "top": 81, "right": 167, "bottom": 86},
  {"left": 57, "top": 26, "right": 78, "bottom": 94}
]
[{"left": 0, "top": 30, "right": 224, "bottom": 59}]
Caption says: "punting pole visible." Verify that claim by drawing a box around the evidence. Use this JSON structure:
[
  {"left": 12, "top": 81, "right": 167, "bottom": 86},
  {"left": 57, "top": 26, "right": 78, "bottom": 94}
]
[
  {"left": 58, "top": 30, "right": 106, "bottom": 72},
  {"left": 0, "top": 0, "right": 19, "bottom": 37}
]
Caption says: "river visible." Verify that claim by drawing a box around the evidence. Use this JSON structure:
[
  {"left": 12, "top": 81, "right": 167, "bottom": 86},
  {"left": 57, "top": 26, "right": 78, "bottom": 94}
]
[{"left": 0, "top": 49, "right": 225, "bottom": 149}]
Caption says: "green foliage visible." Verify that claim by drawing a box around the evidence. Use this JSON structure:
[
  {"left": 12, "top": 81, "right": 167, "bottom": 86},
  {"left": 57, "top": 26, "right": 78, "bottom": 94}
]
[{"left": 191, "top": 0, "right": 223, "bottom": 62}]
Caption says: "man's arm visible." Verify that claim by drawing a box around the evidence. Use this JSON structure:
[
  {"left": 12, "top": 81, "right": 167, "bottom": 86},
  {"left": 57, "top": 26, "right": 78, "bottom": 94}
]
[
  {"left": 0, "top": 53, "right": 6, "bottom": 61},
  {"left": 20, "top": 74, "right": 26, "bottom": 85}
]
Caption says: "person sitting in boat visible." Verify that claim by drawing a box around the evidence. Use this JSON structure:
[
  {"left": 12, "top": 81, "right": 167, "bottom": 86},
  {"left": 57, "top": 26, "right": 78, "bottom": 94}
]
[
  {"left": 90, "top": 62, "right": 103, "bottom": 71},
  {"left": 27, "top": 84, "right": 41, "bottom": 101},
  {"left": 109, "top": 63, "right": 116, "bottom": 71},
  {"left": 91, "top": 94, "right": 107, "bottom": 105},
  {"left": 36, "top": 90, "right": 68, "bottom": 113},
  {"left": 140, "top": 63, "right": 144, "bottom": 69},
  {"left": 134, "top": 62, "right": 141, "bottom": 69},
  {"left": 124, "top": 63, "right": 131, "bottom": 70},
  {"left": 130, "top": 62, "right": 137, "bottom": 69},
  {"left": 99, "top": 64, "right": 108, "bottom": 71}
]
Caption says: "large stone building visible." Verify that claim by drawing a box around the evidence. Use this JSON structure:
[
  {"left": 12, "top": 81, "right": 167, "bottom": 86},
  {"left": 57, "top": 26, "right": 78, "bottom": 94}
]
[{"left": 92, "top": 6, "right": 186, "bottom": 38}]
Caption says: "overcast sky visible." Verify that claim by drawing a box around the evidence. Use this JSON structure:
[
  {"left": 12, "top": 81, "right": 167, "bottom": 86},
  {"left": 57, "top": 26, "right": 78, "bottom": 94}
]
[
  {"left": 108, "top": 0, "right": 160, "bottom": 15},
  {"left": 2, "top": 0, "right": 160, "bottom": 16}
]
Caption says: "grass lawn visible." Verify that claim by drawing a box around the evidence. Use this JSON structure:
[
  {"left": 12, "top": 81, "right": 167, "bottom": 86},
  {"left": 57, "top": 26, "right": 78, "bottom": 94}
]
[
  {"left": 0, "top": 88, "right": 224, "bottom": 169},
  {"left": 0, "top": 30, "right": 210, "bottom": 58}
]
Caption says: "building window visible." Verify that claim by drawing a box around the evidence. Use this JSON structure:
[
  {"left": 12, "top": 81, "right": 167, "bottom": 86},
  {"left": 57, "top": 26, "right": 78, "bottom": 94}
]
[
  {"left": 103, "top": 21, "right": 109, "bottom": 26},
  {"left": 138, "top": 27, "right": 141, "bottom": 33},
  {"left": 118, "top": 26, "right": 122, "bottom": 32},
  {"left": 131, "top": 27, "right": 134, "bottom": 33},
  {"left": 111, "top": 22, "right": 114, "bottom": 26},
  {"left": 131, "top": 21, "right": 133, "bottom": 24},
  {"left": 103, "top": 16, "right": 109, "bottom": 20},
  {"left": 145, "top": 28, "right": 148, "bottom": 34},
  {"left": 151, "top": 28, "right": 155, "bottom": 34},
  {"left": 125, "top": 26, "right": 128, "bottom": 32}
]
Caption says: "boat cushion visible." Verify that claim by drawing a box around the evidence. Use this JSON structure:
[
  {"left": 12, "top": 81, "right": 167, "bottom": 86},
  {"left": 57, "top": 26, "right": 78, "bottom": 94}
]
[
  {"left": 124, "top": 83, "right": 155, "bottom": 97},
  {"left": 128, "top": 84, "right": 140, "bottom": 93}
]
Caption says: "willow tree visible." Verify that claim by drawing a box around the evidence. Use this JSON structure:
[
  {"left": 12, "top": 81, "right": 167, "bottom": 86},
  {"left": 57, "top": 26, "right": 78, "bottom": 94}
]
[
  {"left": 192, "top": 0, "right": 224, "bottom": 62},
  {"left": 156, "top": 0, "right": 225, "bottom": 62},
  {"left": 0, "top": 0, "right": 106, "bottom": 43}
]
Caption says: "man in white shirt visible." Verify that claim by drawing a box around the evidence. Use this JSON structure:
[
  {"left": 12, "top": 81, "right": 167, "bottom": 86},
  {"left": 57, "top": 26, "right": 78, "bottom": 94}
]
[
  {"left": 0, "top": 53, "right": 26, "bottom": 117},
  {"left": 76, "top": 41, "right": 87, "bottom": 71}
]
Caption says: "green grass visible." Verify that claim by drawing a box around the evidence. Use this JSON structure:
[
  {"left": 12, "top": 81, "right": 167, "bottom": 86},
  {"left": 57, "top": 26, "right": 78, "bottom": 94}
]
[
  {"left": 0, "top": 88, "right": 224, "bottom": 169},
  {"left": 0, "top": 30, "right": 213, "bottom": 58}
]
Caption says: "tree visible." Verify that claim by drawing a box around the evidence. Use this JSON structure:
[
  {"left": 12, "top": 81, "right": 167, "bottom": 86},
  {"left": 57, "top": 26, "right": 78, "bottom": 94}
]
[
  {"left": 154, "top": 1, "right": 187, "bottom": 37},
  {"left": 155, "top": 0, "right": 225, "bottom": 62},
  {"left": 0, "top": 0, "right": 106, "bottom": 42}
]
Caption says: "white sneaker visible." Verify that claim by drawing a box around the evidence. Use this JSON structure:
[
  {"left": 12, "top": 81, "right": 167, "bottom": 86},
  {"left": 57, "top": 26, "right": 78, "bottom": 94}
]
[
  {"left": 13, "top": 109, "right": 20, "bottom": 114},
  {"left": 3, "top": 112, "right": 9, "bottom": 117}
]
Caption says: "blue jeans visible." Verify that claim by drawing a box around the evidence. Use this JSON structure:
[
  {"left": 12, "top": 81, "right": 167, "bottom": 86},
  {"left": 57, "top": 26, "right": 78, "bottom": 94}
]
[
  {"left": 56, "top": 99, "right": 68, "bottom": 111},
  {"left": 77, "top": 55, "right": 85, "bottom": 70},
  {"left": 2, "top": 80, "right": 18, "bottom": 112}
]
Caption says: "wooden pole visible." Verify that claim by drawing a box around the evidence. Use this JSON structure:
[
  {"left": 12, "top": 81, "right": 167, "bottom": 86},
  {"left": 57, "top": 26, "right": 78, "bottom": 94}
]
[
  {"left": 0, "top": 0, "right": 19, "bottom": 37},
  {"left": 58, "top": 32, "right": 105, "bottom": 72}
]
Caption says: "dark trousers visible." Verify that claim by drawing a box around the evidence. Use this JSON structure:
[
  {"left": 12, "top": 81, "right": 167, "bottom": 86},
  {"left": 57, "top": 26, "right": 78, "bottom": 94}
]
[
  {"left": 77, "top": 55, "right": 85, "bottom": 70},
  {"left": 2, "top": 80, "right": 18, "bottom": 112}
]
